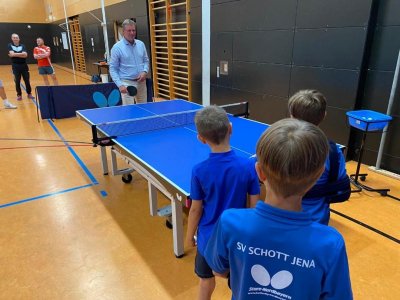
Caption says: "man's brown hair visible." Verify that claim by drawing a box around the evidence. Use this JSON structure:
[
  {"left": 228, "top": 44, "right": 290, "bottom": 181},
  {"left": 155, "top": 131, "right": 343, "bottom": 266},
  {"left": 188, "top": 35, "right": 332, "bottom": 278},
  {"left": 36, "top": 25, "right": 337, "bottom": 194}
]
[
  {"left": 288, "top": 90, "right": 327, "bottom": 125},
  {"left": 256, "top": 118, "right": 329, "bottom": 197}
]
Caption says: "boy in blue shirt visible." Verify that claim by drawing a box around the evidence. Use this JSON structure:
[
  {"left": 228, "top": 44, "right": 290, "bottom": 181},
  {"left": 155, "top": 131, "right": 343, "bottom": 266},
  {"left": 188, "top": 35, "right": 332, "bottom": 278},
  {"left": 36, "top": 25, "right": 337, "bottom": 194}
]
[
  {"left": 186, "top": 105, "right": 260, "bottom": 300},
  {"left": 288, "top": 90, "right": 348, "bottom": 224},
  {"left": 205, "top": 118, "right": 353, "bottom": 300}
]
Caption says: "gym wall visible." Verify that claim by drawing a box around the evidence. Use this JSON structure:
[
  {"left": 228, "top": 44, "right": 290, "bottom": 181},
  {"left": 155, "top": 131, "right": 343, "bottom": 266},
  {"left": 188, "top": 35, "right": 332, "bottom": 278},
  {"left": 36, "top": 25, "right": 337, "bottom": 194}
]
[
  {"left": 1, "top": 0, "right": 399, "bottom": 173},
  {"left": 190, "top": 0, "right": 372, "bottom": 148},
  {"left": 43, "top": 0, "right": 126, "bottom": 21},
  {"left": 0, "top": 23, "right": 53, "bottom": 65},
  {"left": 350, "top": 0, "right": 400, "bottom": 173},
  {"left": 77, "top": 0, "right": 150, "bottom": 77},
  {"left": 0, "top": 0, "right": 46, "bottom": 23}
]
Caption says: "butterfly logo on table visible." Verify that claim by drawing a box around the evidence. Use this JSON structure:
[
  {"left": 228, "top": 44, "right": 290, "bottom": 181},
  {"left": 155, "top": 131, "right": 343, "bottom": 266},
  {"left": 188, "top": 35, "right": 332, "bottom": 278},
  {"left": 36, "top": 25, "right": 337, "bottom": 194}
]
[{"left": 92, "top": 89, "right": 121, "bottom": 107}]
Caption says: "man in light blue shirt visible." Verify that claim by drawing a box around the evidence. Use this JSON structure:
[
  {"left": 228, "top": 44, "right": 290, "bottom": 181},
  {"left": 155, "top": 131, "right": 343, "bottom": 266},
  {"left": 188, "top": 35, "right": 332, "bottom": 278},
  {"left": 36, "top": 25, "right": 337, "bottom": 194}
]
[{"left": 109, "top": 19, "right": 150, "bottom": 105}]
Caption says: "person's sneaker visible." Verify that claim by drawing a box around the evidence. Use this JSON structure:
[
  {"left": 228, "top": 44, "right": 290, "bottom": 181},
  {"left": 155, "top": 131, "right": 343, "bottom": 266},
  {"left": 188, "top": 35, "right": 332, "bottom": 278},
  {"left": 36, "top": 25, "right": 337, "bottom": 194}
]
[
  {"left": 27, "top": 94, "right": 35, "bottom": 100},
  {"left": 4, "top": 101, "right": 17, "bottom": 109},
  {"left": 16, "top": 95, "right": 22, "bottom": 101}
]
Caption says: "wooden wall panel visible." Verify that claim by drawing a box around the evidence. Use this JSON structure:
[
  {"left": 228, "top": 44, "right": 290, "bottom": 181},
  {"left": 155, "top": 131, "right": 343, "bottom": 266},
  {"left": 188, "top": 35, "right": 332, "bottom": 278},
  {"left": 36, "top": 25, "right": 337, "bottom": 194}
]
[
  {"left": 0, "top": 0, "right": 126, "bottom": 23},
  {"left": 44, "top": 0, "right": 126, "bottom": 22},
  {"left": 0, "top": 0, "right": 46, "bottom": 23}
]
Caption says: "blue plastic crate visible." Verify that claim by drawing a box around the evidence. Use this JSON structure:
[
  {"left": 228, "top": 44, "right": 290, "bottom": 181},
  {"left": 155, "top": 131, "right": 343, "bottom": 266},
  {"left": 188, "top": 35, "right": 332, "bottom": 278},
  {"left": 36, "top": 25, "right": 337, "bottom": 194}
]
[{"left": 346, "top": 110, "right": 392, "bottom": 132}]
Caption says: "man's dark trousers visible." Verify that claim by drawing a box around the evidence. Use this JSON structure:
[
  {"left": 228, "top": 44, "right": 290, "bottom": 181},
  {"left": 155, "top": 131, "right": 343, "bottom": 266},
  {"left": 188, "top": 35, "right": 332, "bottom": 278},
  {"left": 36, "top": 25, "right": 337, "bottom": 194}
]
[{"left": 12, "top": 63, "right": 32, "bottom": 96}]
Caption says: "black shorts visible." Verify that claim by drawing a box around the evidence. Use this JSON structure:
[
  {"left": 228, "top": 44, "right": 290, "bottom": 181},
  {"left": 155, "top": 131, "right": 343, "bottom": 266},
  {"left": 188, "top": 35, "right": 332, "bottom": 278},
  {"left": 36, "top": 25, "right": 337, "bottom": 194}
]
[{"left": 195, "top": 251, "right": 214, "bottom": 279}]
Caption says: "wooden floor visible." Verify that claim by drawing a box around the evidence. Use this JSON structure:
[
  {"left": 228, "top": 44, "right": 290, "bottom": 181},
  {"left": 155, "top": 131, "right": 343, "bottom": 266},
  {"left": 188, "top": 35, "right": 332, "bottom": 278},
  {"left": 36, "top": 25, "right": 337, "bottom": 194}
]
[{"left": 0, "top": 64, "right": 399, "bottom": 299}]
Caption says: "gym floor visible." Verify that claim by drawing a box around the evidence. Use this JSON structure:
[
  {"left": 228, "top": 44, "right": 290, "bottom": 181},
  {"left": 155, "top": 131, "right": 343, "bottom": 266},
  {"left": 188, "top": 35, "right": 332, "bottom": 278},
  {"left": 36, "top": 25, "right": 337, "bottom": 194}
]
[{"left": 0, "top": 64, "right": 399, "bottom": 299}]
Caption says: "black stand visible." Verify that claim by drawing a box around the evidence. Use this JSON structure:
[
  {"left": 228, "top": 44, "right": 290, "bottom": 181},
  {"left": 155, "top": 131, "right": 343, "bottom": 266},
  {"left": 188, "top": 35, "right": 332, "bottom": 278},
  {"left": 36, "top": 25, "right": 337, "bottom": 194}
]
[
  {"left": 350, "top": 127, "right": 390, "bottom": 196},
  {"left": 91, "top": 125, "right": 116, "bottom": 147}
]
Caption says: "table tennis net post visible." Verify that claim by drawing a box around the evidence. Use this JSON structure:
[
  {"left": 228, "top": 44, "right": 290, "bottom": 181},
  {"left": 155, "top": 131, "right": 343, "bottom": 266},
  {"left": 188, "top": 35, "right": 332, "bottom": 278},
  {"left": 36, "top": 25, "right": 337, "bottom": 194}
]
[
  {"left": 95, "top": 109, "right": 198, "bottom": 138},
  {"left": 220, "top": 101, "right": 249, "bottom": 118}
]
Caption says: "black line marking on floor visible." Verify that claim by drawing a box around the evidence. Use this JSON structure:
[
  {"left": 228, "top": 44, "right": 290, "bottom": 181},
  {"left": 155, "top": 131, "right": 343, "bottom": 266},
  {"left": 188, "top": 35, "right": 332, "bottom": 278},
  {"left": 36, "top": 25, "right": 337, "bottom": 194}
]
[{"left": 331, "top": 209, "right": 399, "bottom": 244}]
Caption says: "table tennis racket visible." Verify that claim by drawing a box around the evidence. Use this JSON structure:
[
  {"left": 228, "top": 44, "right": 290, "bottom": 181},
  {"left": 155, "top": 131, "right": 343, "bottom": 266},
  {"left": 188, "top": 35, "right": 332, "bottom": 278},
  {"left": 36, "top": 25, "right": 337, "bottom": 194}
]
[{"left": 127, "top": 85, "right": 137, "bottom": 96}]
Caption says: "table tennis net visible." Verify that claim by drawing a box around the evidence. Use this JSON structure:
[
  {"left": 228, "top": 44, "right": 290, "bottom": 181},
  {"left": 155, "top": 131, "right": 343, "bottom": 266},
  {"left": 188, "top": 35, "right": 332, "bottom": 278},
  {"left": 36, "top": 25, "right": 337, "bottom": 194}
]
[{"left": 97, "top": 109, "right": 198, "bottom": 137}]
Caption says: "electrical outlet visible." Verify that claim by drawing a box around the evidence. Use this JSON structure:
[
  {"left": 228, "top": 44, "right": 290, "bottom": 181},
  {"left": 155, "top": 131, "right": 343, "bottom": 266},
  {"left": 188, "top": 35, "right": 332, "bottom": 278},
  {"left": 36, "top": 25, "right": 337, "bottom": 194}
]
[{"left": 220, "top": 61, "right": 228, "bottom": 75}]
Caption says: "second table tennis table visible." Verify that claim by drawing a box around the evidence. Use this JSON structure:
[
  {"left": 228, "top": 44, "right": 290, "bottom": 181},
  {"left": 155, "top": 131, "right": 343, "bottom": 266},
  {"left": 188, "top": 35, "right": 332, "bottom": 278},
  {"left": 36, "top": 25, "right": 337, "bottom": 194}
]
[{"left": 77, "top": 99, "right": 268, "bottom": 257}]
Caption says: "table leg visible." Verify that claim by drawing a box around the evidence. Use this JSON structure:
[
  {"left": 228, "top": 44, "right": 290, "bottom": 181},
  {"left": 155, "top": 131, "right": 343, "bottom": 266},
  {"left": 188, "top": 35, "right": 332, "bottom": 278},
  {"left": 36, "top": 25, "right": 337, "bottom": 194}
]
[
  {"left": 171, "top": 197, "right": 184, "bottom": 258},
  {"left": 111, "top": 148, "right": 118, "bottom": 176},
  {"left": 148, "top": 182, "right": 158, "bottom": 216},
  {"left": 100, "top": 146, "right": 108, "bottom": 175}
]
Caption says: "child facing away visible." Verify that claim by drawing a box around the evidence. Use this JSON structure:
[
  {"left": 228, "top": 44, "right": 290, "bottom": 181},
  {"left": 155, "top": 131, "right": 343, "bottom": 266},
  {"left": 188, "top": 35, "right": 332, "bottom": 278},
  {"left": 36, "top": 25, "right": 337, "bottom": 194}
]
[
  {"left": 204, "top": 118, "right": 353, "bottom": 300},
  {"left": 288, "top": 89, "right": 349, "bottom": 225},
  {"left": 185, "top": 105, "right": 260, "bottom": 300}
]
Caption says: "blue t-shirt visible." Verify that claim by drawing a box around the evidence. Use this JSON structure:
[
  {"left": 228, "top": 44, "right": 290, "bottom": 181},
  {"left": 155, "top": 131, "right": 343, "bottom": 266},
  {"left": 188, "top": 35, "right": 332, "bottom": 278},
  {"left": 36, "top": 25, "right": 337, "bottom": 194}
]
[
  {"left": 302, "top": 144, "right": 347, "bottom": 225},
  {"left": 205, "top": 201, "right": 353, "bottom": 300},
  {"left": 191, "top": 150, "right": 260, "bottom": 255}
]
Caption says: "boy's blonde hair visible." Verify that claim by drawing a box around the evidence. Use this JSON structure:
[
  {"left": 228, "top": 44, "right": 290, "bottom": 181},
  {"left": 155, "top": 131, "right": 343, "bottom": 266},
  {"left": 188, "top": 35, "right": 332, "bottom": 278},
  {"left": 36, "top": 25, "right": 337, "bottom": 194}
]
[
  {"left": 256, "top": 118, "right": 329, "bottom": 197},
  {"left": 195, "top": 105, "right": 230, "bottom": 145},
  {"left": 288, "top": 90, "right": 326, "bottom": 125}
]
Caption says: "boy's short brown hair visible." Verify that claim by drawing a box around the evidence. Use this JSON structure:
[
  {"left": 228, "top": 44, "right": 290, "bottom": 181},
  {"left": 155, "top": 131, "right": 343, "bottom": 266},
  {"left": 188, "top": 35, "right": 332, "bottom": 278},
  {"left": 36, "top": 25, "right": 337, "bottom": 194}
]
[
  {"left": 256, "top": 118, "right": 329, "bottom": 197},
  {"left": 195, "top": 105, "right": 230, "bottom": 145},
  {"left": 288, "top": 90, "right": 327, "bottom": 125}
]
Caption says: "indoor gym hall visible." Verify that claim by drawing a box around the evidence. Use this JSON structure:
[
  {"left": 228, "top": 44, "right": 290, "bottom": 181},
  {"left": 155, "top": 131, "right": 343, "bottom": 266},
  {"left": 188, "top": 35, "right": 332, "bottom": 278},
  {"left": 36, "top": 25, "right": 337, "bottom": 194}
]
[{"left": 0, "top": 0, "right": 399, "bottom": 299}]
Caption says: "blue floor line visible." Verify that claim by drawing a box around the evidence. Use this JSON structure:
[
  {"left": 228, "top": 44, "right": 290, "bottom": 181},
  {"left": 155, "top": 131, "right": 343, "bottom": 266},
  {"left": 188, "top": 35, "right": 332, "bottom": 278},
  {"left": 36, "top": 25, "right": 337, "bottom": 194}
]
[
  {"left": 19, "top": 82, "right": 99, "bottom": 185},
  {"left": 47, "top": 120, "right": 99, "bottom": 185},
  {"left": 0, "top": 184, "right": 94, "bottom": 209},
  {"left": 18, "top": 83, "right": 105, "bottom": 204}
]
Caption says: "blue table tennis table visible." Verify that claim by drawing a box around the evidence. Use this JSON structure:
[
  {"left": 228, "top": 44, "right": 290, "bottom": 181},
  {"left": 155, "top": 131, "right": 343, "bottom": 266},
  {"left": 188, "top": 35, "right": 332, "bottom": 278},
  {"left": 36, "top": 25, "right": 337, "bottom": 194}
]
[{"left": 77, "top": 99, "right": 268, "bottom": 257}]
